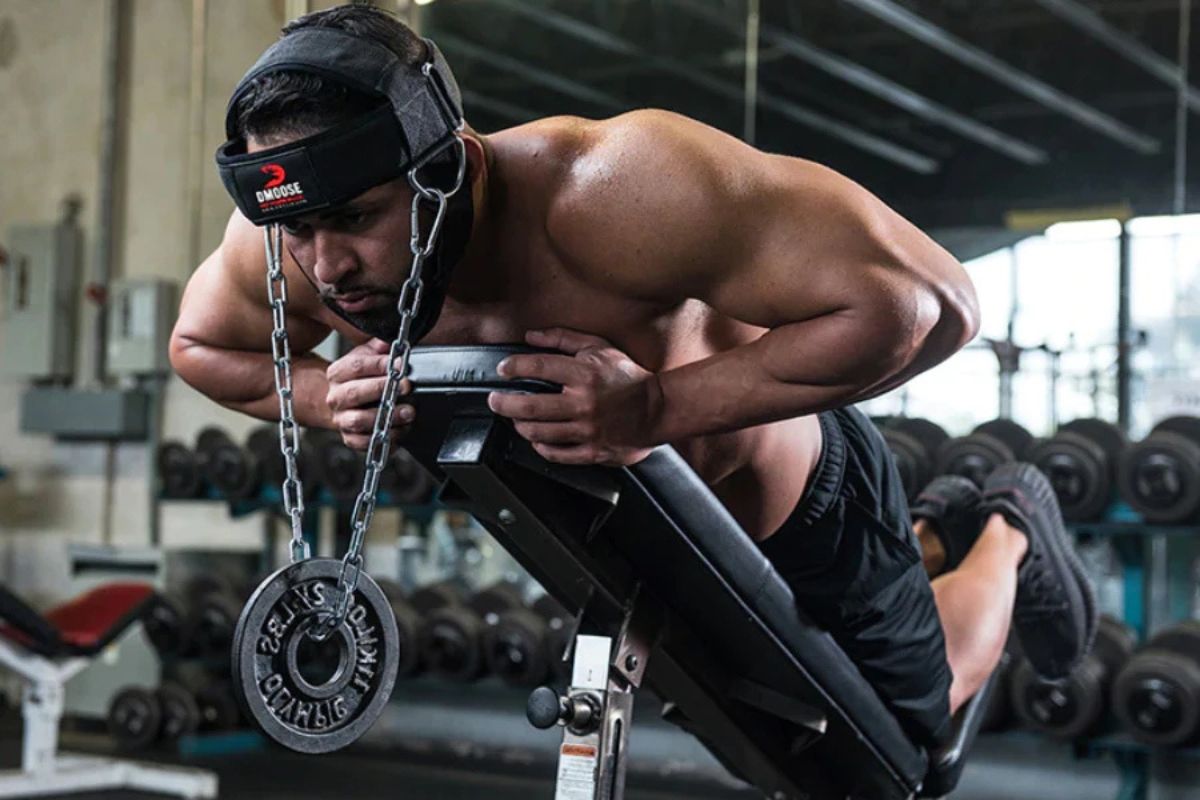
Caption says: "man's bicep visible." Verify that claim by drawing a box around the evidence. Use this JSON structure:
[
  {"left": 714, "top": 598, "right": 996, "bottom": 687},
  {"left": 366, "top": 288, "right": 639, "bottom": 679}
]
[
  {"left": 173, "top": 217, "right": 329, "bottom": 356},
  {"left": 171, "top": 252, "right": 332, "bottom": 413},
  {"left": 173, "top": 250, "right": 267, "bottom": 352}
]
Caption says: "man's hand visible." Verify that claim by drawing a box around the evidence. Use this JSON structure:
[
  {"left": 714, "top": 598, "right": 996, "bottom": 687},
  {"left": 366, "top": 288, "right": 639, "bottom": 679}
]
[
  {"left": 488, "top": 328, "right": 664, "bottom": 466},
  {"left": 325, "top": 339, "right": 414, "bottom": 451}
]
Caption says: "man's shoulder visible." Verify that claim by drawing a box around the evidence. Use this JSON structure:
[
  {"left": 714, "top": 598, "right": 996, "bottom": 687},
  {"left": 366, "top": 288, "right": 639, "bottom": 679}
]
[
  {"left": 217, "top": 212, "right": 319, "bottom": 309},
  {"left": 502, "top": 110, "right": 696, "bottom": 182},
  {"left": 531, "top": 110, "right": 739, "bottom": 299}
]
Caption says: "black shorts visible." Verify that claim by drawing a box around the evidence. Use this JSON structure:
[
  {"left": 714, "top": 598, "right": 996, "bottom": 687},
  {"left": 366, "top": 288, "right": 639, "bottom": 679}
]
[{"left": 757, "top": 407, "right": 953, "bottom": 749}]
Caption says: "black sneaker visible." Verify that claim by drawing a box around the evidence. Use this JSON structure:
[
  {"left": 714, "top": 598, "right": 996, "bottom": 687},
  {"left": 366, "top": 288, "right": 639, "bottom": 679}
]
[
  {"left": 910, "top": 475, "right": 985, "bottom": 572},
  {"left": 981, "top": 462, "right": 1098, "bottom": 680}
]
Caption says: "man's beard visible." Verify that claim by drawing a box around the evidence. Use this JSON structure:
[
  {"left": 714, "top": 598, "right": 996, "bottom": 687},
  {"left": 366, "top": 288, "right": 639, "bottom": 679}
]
[{"left": 321, "top": 294, "right": 402, "bottom": 341}]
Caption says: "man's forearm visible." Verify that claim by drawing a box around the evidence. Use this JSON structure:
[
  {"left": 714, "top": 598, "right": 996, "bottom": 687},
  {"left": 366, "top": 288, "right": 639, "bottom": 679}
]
[
  {"left": 225, "top": 354, "right": 335, "bottom": 428},
  {"left": 172, "top": 344, "right": 334, "bottom": 429},
  {"left": 651, "top": 302, "right": 950, "bottom": 444}
]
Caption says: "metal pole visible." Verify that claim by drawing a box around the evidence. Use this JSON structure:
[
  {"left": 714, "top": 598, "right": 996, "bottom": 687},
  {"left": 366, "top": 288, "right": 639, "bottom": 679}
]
[
  {"left": 743, "top": 0, "right": 760, "bottom": 145},
  {"left": 1176, "top": 0, "right": 1193, "bottom": 214},
  {"left": 186, "top": 0, "right": 207, "bottom": 285},
  {"left": 91, "top": 0, "right": 124, "bottom": 387},
  {"left": 999, "top": 245, "right": 1020, "bottom": 421},
  {"left": 1049, "top": 350, "right": 1060, "bottom": 431},
  {"left": 1117, "top": 223, "right": 1132, "bottom": 434},
  {"left": 1007, "top": 245, "right": 1019, "bottom": 342}
]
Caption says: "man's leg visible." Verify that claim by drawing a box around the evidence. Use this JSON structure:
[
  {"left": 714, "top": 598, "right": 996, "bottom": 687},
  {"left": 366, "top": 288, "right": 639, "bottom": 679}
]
[{"left": 917, "top": 514, "right": 1026, "bottom": 713}]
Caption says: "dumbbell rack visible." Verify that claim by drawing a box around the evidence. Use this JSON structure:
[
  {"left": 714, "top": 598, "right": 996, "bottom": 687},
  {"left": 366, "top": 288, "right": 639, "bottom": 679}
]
[
  {"left": 1015, "top": 511, "right": 1200, "bottom": 800},
  {"left": 1070, "top": 518, "right": 1200, "bottom": 642},
  {"left": 160, "top": 485, "right": 442, "bottom": 572}
]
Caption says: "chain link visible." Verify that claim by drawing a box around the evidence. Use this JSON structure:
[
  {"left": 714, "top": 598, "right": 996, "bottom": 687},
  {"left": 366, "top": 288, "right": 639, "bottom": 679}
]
[
  {"left": 264, "top": 135, "right": 467, "bottom": 638},
  {"left": 264, "top": 223, "right": 310, "bottom": 564}
]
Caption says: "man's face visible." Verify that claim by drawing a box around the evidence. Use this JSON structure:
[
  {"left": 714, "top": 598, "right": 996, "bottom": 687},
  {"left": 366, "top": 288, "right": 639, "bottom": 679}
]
[
  {"left": 247, "top": 136, "right": 416, "bottom": 338},
  {"left": 278, "top": 178, "right": 416, "bottom": 339}
]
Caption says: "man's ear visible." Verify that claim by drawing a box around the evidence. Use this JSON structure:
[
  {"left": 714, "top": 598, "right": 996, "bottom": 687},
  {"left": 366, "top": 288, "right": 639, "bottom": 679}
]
[{"left": 462, "top": 132, "right": 488, "bottom": 187}]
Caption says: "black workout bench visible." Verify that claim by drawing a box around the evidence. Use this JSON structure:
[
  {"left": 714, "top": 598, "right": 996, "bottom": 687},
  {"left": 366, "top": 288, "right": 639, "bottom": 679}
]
[{"left": 400, "top": 345, "right": 999, "bottom": 800}]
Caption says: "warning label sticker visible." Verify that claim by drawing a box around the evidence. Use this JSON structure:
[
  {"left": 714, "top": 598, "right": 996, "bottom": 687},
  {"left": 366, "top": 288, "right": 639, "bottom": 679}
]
[{"left": 554, "top": 745, "right": 598, "bottom": 800}]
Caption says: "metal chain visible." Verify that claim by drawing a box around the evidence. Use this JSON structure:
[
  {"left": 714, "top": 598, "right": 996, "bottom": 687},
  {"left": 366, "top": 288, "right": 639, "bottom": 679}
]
[
  {"left": 264, "top": 223, "right": 310, "bottom": 564},
  {"left": 264, "top": 134, "right": 467, "bottom": 637}
]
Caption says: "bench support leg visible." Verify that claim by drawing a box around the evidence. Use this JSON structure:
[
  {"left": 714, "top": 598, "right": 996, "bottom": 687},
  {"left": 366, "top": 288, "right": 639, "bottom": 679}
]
[{"left": 540, "top": 590, "right": 660, "bottom": 800}]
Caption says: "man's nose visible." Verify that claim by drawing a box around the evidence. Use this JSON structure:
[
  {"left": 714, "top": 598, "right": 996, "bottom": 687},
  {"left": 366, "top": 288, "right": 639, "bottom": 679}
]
[{"left": 311, "top": 232, "right": 357, "bottom": 287}]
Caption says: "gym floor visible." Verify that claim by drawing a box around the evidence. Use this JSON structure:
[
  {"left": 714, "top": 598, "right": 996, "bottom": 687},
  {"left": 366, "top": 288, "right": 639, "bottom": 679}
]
[
  {"left": 0, "top": 680, "right": 1156, "bottom": 800},
  {"left": 0, "top": 729, "right": 1137, "bottom": 800}
]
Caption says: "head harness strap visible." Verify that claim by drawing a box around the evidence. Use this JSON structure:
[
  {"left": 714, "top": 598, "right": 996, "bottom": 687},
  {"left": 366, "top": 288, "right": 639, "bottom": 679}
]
[{"left": 224, "top": 28, "right": 462, "bottom": 165}]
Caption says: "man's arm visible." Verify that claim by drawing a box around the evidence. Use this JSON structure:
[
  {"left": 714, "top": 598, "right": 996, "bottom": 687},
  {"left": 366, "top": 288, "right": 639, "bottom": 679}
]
[
  {"left": 547, "top": 109, "right": 979, "bottom": 444},
  {"left": 169, "top": 212, "right": 336, "bottom": 428}
]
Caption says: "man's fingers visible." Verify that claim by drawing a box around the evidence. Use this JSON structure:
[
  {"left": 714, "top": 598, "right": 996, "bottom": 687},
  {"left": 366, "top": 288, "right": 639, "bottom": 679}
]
[
  {"left": 335, "top": 408, "right": 378, "bottom": 435},
  {"left": 526, "top": 327, "right": 612, "bottom": 354},
  {"left": 326, "top": 353, "right": 389, "bottom": 383},
  {"left": 530, "top": 442, "right": 598, "bottom": 465},
  {"left": 327, "top": 376, "right": 388, "bottom": 411},
  {"left": 334, "top": 404, "right": 414, "bottom": 435},
  {"left": 339, "top": 406, "right": 413, "bottom": 452},
  {"left": 488, "top": 391, "right": 577, "bottom": 421},
  {"left": 498, "top": 353, "right": 585, "bottom": 385},
  {"left": 513, "top": 421, "right": 587, "bottom": 445},
  {"left": 341, "top": 433, "right": 371, "bottom": 452}
]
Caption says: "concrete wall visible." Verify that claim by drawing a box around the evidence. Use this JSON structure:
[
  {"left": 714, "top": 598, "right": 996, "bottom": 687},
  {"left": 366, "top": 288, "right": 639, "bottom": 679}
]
[{"left": 0, "top": 0, "right": 403, "bottom": 605}]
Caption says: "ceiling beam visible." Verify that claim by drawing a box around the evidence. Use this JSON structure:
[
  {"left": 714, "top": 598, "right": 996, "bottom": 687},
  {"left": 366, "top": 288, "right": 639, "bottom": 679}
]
[
  {"left": 436, "top": 32, "right": 625, "bottom": 111},
  {"left": 1032, "top": 0, "right": 1200, "bottom": 111},
  {"left": 841, "top": 0, "right": 1161, "bottom": 154},
  {"left": 459, "top": 89, "right": 538, "bottom": 123},
  {"left": 469, "top": 0, "right": 939, "bottom": 173},
  {"left": 669, "top": 0, "right": 1047, "bottom": 165}
]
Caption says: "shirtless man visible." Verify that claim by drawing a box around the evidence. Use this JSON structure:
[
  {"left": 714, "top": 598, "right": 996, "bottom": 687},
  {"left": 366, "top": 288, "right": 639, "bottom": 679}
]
[{"left": 172, "top": 4, "right": 1096, "bottom": 753}]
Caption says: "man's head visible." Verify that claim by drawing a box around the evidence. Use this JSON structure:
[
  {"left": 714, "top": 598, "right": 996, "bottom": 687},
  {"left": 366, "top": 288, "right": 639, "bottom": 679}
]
[
  {"left": 217, "top": 4, "right": 478, "bottom": 341},
  {"left": 232, "top": 5, "right": 425, "bottom": 147}
]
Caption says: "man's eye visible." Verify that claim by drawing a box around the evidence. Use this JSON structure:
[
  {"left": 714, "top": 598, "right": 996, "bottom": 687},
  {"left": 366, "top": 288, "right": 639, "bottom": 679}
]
[
  {"left": 281, "top": 220, "right": 309, "bottom": 236},
  {"left": 340, "top": 210, "right": 368, "bottom": 227}
]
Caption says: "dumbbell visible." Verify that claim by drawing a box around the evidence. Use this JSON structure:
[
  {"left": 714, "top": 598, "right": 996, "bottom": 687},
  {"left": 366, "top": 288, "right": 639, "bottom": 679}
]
[
  {"left": 936, "top": 418, "right": 1034, "bottom": 488},
  {"left": 378, "top": 447, "right": 436, "bottom": 505},
  {"left": 1118, "top": 416, "right": 1200, "bottom": 523},
  {"left": 375, "top": 578, "right": 423, "bottom": 678},
  {"left": 1010, "top": 615, "right": 1134, "bottom": 739},
  {"left": 419, "top": 581, "right": 525, "bottom": 682},
  {"left": 157, "top": 442, "right": 203, "bottom": 498},
  {"left": 307, "top": 429, "right": 365, "bottom": 501},
  {"left": 1030, "top": 418, "right": 1128, "bottom": 522},
  {"left": 107, "top": 686, "right": 162, "bottom": 751},
  {"left": 535, "top": 595, "right": 574, "bottom": 682},
  {"left": 195, "top": 426, "right": 261, "bottom": 501},
  {"left": 194, "top": 679, "right": 242, "bottom": 732},
  {"left": 246, "top": 424, "right": 320, "bottom": 500},
  {"left": 409, "top": 580, "right": 465, "bottom": 615},
  {"left": 142, "top": 592, "right": 190, "bottom": 657},
  {"left": 484, "top": 592, "right": 574, "bottom": 688},
  {"left": 1112, "top": 621, "right": 1200, "bottom": 747},
  {"left": 157, "top": 680, "right": 201, "bottom": 742},
  {"left": 406, "top": 580, "right": 466, "bottom": 675},
  {"left": 879, "top": 417, "right": 949, "bottom": 502},
  {"left": 181, "top": 577, "right": 242, "bottom": 661}
]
